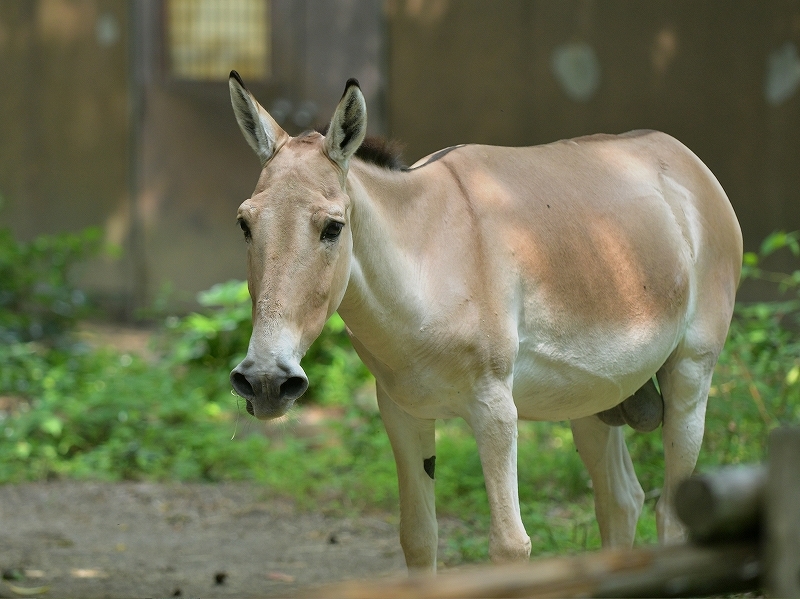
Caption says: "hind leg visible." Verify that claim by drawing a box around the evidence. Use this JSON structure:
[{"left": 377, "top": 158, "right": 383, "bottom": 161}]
[
  {"left": 571, "top": 416, "right": 644, "bottom": 547},
  {"left": 655, "top": 352, "right": 716, "bottom": 543}
]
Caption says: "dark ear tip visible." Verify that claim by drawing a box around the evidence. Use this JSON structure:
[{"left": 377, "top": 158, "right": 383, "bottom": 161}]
[
  {"left": 230, "top": 70, "right": 245, "bottom": 86},
  {"left": 344, "top": 78, "right": 361, "bottom": 92}
]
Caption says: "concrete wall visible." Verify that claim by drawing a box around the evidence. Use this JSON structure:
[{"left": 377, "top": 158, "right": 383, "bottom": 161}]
[
  {"left": 0, "top": 0, "right": 386, "bottom": 314},
  {"left": 0, "top": 0, "right": 132, "bottom": 308},
  {"left": 131, "top": 0, "right": 387, "bottom": 309},
  {"left": 2, "top": 1, "right": 799, "bottom": 312},
  {"left": 387, "top": 0, "right": 800, "bottom": 298}
]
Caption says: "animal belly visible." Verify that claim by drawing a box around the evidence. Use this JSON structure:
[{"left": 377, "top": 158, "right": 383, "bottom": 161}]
[
  {"left": 512, "top": 369, "right": 627, "bottom": 421},
  {"left": 511, "top": 331, "right": 675, "bottom": 421}
]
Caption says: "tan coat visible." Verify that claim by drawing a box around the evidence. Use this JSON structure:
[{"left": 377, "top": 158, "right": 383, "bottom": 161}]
[{"left": 228, "top": 73, "right": 742, "bottom": 572}]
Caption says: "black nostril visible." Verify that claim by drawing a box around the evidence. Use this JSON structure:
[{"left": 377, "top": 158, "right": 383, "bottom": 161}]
[
  {"left": 231, "top": 371, "right": 255, "bottom": 400},
  {"left": 280, "top": 376, "right": 308, "bottom": 400}
]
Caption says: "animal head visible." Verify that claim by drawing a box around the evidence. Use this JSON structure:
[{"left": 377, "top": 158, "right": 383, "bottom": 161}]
[{"left": 228, "top": 71, "right": 367, "bottom": 419}]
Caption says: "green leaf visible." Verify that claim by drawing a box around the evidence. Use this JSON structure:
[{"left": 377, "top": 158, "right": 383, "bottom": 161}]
[
  {"left": 326, "top": 313, "right": 346, "bottom": 333},
  {"left": 760, "top": 231, "right": 800, "bottom": 257},
  {"left": 742, "top": 252, "right": 759, "bottom": 267},
  {"left": 197, "top": 280, "right": 250, "bottom": 307},
  {"left": 787, "top": 365, "right": 800, "bottom": 386},
  {"left": 15, "top": 441, "right": 32, "bottom": 459},
  {"left": 760, "top": 231, "right": 787, "bottom": 256},
  {"left": 40, "top": 417, "right": 64, "bottom": 437}
]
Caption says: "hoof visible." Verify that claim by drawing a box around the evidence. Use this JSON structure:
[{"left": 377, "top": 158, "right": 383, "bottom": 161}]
[
  {"left": 489, "top": 534, "right": 532, "bottom": 564},
  {"left": 621, "top": 378, "right": 663, "bottom": 432}
]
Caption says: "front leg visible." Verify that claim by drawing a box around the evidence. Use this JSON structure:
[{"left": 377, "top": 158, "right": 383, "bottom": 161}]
[
  {"left": 377, "top": 385, "right": 438, "bottom": 574},
  {"left": 466, "top": 386, "right": 531, "bottom": 563}
]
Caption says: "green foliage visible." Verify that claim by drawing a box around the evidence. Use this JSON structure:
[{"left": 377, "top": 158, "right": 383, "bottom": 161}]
[
  {"left": 304, "top": 314, "right": 374, "bottom": 406},
  {"left": 0, "top": 341, "right": 268, "bottom": 483},
  {"left": 0, "top": 225, "right": 798, "bottom": 566},
  {"left": 164, "top": 280, "right": 252, "bottom": 370},
  {"left": 626, "top": 231, "right": 800, "bottom": 497},
  {"left": 702, "top": 231, "right": 800, "bottom": 466},
  {"left": 0, "top": 270, "right": 375, "bottom": 487},
  {"left": 0, "top": 226, "right": 102, "bottom": 343},
  {"left": 165, "top": 279, "right": 373, "bottom": 405},
  {"left": 435, "top": 419, "right": 596, "bottom": 562}
]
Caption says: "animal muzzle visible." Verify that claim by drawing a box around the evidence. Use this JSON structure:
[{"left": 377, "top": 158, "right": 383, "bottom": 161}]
[{"left": 229, "top": 359, "right": 309, "bottom": 420}]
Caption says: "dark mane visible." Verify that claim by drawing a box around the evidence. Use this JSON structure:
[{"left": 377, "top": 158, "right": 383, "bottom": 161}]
[
  {"left": 315, "top": 125, "right": 406, "bottom": 170},
  {"left": 355, "top": 136, "right": 406, "bottom": 170}
]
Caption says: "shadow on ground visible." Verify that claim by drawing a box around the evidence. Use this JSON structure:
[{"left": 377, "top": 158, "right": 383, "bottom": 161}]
[{"left": 0, "top": 482, "right": 407, "bottom": 598}]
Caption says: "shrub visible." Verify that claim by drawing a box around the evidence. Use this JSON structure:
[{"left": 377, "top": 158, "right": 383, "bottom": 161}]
[
  {"left": 626, "top": 231, "right": 800, "bottom": 494},
  {"left": 0, "top": 225, "right": 102, "bottom": 343},
  {"left": 701, "top": 231, "right": 800, "bottom": 466},
  {"left": 0, "top": 225, "right": 798, "bottom": 563},
  {"left": 165, "top": 279, "right": 373, "bottom": 406}
]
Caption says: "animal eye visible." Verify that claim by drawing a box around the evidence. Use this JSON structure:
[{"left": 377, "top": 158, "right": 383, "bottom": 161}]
[
  {"left": 238, "top": 218, "right": 251, "bottom": 242},
  {"left": 321, "top": 221, "right": 344, "bottom": 242}
]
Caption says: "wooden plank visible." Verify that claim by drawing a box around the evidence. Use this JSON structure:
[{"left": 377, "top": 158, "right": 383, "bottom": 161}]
[
  {"left": 764, "top": 426, "right": 800, "bottom": 598},
  {"left": 304, "top": 542, "right": 761, "bottom": 598},
  {"left": 674, "top": 464, "right": 766, "bottom": 542}
]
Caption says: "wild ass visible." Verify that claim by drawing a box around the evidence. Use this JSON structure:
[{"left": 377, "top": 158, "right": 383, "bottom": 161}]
[{"left": 227, "top": 72, "right": 742, "bottom": 573}]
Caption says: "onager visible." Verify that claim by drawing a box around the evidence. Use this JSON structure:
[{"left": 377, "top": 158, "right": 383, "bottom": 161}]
[{"left": 227, "top": 72, "right": 742, "bottom": 572}]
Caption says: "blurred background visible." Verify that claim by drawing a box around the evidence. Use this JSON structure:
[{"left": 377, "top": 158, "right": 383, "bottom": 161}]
[
  {"left": 1, "top": 1, "right": 799, "bottom": 589},
  {"left": 2, "top": 0, "right": 799, "bottom": 314}
]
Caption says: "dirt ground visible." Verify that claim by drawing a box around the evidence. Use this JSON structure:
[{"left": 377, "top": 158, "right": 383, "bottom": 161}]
[
  {"left": 0, "top": 481, "right": 417, "bottom": 598},
  {"left": 0, "top": 325, "right": 470, "bottom": 597}
]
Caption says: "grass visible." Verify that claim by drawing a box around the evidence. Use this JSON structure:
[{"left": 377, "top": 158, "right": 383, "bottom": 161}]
[
  {"left": 0, "top": 308, "right": 796, "bottom": 565},
  {"left": 1, "top": 230, "right": 799, "bottom": 565}
]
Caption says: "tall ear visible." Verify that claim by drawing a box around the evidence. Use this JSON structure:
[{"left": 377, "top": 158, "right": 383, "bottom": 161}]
[
  {"left": 324, "top": 78, "right": 367, "bottom": 171},
  {"left": 229, "top": 70, "right": 287, "bottom": 167}
]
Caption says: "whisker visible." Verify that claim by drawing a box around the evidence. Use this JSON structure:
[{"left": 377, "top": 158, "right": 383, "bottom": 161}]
[{"left": 231, "top": 389, "right": 242, "bottom": 440}]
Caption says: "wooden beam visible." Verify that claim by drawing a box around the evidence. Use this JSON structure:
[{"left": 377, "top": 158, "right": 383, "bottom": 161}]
[
  {"left": 764, "top": 426, "right": 800, "bottom": 598},
  {"left": 304, "top": 542, "right": 760, "bottom": 598},
  {"left": 305, "top": 427, "right": 800, "bottom": 598},
  {"left": 674, "top": 464, "right": 765, "bottom": 542}
]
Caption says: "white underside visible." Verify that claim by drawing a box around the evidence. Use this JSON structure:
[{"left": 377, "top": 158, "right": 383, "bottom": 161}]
[{"left": 512, "top": 320, "right": 680, "bottom": 421}]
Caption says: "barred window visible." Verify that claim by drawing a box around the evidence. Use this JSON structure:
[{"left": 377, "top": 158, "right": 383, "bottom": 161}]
[{"left": 167, "top": 0, "right": 270, "bottom": 81}]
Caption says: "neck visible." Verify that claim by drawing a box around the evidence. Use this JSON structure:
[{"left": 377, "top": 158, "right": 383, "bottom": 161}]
[{"left": 336, "top": 161, "right": 430, "bottom": 359}]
